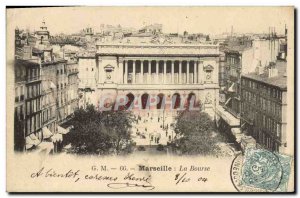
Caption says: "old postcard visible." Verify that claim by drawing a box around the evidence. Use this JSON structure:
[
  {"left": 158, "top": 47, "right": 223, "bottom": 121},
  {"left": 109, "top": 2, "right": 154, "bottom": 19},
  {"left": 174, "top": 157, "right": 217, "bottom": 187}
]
[{"left": 6, "top": 6, "right": 295, "bottom": 192}]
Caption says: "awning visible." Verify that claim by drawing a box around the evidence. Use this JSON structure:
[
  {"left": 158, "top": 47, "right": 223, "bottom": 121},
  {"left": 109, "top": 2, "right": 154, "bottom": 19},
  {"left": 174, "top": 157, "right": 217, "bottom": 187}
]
[
  {"left": 29, "top": 133, "right": 41, "bottom": 145},
  {"left": 26, "top": 133, "right": 41, "bottom": 149},
  {"left": 228, "top": 83, "right": 236, "bottom": 92},
  {"left": 52, "top": 133, "right": 63, "bottom": 143},
  {"left": 42, "top": 127, "right": 53, "bottom": 139},
  {"left": 57, "top": 125, "right": 69, "bottom": 135},
  {"left": 25, "top": 136, "right": 35, "bottom": 149}
]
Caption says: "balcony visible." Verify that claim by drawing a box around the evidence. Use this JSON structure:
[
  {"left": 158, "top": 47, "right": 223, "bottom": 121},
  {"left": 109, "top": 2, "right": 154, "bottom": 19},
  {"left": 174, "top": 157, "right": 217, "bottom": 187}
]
[{"left": 27, "top": 76, "right": 41, "bottom": 83}]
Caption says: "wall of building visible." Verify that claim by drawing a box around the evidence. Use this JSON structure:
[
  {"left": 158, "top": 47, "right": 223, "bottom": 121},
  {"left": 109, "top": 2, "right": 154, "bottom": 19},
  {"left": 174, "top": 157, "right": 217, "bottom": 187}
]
[
  {"left": 41, "top": 63, "right": 57, "bottom": 135},
  {"left": 66, "top": 62, "right": 79, "bottom": 116},
  {"left": 241, "top": 76, "right": 288, "bottom": 154},
  {"left": 78, "top": 57, "right": 97, "bottom": 88}
]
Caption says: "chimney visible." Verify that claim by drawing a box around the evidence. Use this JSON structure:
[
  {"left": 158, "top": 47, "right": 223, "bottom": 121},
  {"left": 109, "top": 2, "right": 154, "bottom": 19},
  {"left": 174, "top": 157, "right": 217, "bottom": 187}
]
[
  {"left": 255, "top": 60, "right": 264, "bottom": 75},
  {"left": 268, "top": 62, "right": 278, "bottom": 78}
]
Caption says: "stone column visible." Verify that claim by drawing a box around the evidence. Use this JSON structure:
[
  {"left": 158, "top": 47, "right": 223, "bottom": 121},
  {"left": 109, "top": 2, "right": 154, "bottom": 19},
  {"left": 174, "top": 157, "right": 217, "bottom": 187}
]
[
  {"left": 118, "top": 59, "right": 124, "bottom": 84},
  {"left": 148, "top": 61, "right": 151, "bottom": 84},
  {"left": 179, "top": 61, "right": 182, "bottom": 84},
  {"left": 171, "top": 60, "right": 174, "bottom": 84},
  {"left": 132, "top": 60, "right": 136, "bottom": 84},
  {"left": 156, "top": 61, "right": 159, "bottom": 84},
  {"left": 187, "top": 61, "right": 190, "bottom": 84},
  {"left": 141, "top": 60, "right": 144, "bottom": 83},
  {"left": 193, "top": 61, "right": 197, "bottom": 84},
  {"left": 163, "top": 61, "right": 167, "bottom": 84},
  {"left": 197, "top": 61, "right": 201, "bottom": 84},
  {"left": 124, "top": 60, "right": 128, "bottom": 84}
]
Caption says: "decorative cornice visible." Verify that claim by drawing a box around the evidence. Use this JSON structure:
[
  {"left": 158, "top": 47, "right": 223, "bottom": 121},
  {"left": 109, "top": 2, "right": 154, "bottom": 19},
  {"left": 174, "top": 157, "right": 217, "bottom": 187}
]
[{"left": 96, "top": 43, "right": 219, "bottom": 57}]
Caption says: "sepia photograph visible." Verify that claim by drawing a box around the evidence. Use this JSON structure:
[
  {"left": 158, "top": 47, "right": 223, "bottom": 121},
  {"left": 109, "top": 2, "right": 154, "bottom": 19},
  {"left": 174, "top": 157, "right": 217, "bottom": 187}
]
[{"left": 6, "top": 6, "right": 295, "bottom": 193}]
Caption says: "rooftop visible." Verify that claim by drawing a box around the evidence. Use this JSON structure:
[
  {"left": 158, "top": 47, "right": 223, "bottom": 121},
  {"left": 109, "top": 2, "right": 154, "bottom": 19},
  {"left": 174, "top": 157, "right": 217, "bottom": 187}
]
[
  {"left": 224, "top": 44, "right": 252, "bottom": 53},
  {"left": 242, "top": 60, "right": 287, "bottom": 90},
  {"left": 15, "top": 58, "right": 40, "bottom": 66}
]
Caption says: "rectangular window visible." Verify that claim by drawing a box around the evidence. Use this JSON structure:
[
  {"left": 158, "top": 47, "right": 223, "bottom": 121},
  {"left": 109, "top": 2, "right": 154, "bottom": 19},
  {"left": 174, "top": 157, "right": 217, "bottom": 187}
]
[
  {"left": 15, "top": 87, "right": 19, "bottom": 102},
  {"left": 36, "top": 114, "right": 39, "bottom": 131},
  {"left": 280, "top": 92, "right": 282, "bottom": 100},
  {"left": 27, "top": 119, "right": 30, "bottom": 134},
  {"left": 277, "top": 124, "right": 281, "bottom": 137},
  {"left": 26, "top": 101, "right": 30, "bottom": 115},
  {"left": 20, "top": 86, "right": 24, "bottom": 100},
  {"left": 31, "top": 116, "right": 35, "bottom": 132},
  {"left": 27, "top": 86, "right": 30, "bottom": 98}
]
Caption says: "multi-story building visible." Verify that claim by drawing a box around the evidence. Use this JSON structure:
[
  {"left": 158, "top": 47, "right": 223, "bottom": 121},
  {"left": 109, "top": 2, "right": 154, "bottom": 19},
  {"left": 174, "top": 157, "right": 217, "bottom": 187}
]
[
  {"left": 77, "top": 42, "right": 220, "bottom": 118},
  {"left": 77, "top": 51, "right": 97, "bottom": 89},
  {"left": 241, "top": 60, "right": 288, "bottom": 154},
  {"left": 14, "top": 59, "right": 26, "bottom": 151},
  {"left": 223, "top": 36, "right": 280, "bottom": 117},
  {"left": 41, "top": 60, "right": 58, "bottom": 139},
  {"left": 55, "top": 59, "right": 69, "bottom": 124},
  {"left": 66, "top": 58, "right": 79, "bottom": 117},
  {"left": 14, "top": 21, "right": 80, "bottom": 152},
  {"left": 15, "top": 58, "right": 43, "bottom": 151},
  {"left": 218, "top": 48, "right": 227, "bottom": 105}
]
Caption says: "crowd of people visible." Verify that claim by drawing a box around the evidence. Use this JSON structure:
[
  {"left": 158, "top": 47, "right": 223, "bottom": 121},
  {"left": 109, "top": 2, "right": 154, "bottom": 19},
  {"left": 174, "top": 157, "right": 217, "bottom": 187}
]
[{"left": 131, "top": 111, "right": 176, "bottom": 146}]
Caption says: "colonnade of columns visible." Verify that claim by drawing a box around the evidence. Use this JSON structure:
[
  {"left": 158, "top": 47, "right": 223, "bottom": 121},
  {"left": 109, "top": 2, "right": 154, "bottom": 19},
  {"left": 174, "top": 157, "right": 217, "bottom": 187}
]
[{"left": 122, "top": 59, "right": 202, "bottom": 84}]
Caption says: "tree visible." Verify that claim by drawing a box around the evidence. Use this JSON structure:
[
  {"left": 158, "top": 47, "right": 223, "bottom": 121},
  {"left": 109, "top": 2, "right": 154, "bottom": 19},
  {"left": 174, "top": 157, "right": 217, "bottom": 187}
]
[
  {"left": 66, "top": 104, "right": 135, "bottom": 155},
  {"left": 174, "top": 110, "right": 224, "bottom": 155}
]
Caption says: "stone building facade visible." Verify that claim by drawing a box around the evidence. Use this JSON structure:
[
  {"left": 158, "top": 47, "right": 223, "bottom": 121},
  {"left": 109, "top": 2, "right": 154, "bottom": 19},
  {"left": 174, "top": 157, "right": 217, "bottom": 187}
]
[
  {"left": 14, "top": 21, "right": 80, "bottom": 152},
  {"left": 241, "top": 60, "right": 288, "bottom": 154},
  {"left": 79, "top": 43, "right": 220, "bottom": 116},
  {"left": 15, "top": 58, "right": 43, "bottom": 150},
  {"left": 66, "top": 60, "right": 79, "bottom": 116},
  {"left": 223, "top": 37, "right": 280, "bottom": 118}
]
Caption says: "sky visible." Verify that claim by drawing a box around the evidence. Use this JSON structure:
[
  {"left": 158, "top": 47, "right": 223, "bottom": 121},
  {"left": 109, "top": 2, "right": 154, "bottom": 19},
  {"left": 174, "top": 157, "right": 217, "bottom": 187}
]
[{"left": 7, "top": 7, "right": 293, "bottom": 36}]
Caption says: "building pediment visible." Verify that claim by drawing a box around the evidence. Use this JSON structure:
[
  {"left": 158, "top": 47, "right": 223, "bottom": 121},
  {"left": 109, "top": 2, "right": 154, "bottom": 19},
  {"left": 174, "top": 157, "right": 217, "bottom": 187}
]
[
  {"left": 203, "top": 64, "right": 214, "bottom": 71},
  {"left": 104, "top": 64, "right": 114, "bottom": 71}
]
